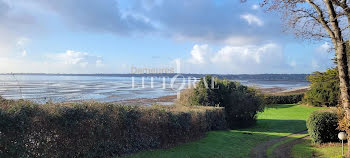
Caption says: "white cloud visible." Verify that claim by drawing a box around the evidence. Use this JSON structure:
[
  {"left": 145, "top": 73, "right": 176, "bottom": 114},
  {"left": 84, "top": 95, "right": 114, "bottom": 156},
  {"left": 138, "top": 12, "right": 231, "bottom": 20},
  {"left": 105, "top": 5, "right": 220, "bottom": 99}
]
[
  {"left": 21, "top": 50, "right": 27, "bottom": 57},
  {"left": 289, "top": 60, "right": 297, "bottom": 67},
  {"left": 224, "top": 36, "right": 260, "bottom": 45},
  {"left": 180, "top": 43, "right": 293, "bottom": 74},
  {"left": 95, "top": 59, "right": 104, "bottom": 67},
  {"left": 317, "top": 42, "right": 331, "bottom": 53},
  {"left": 188, "top": 44, "right": 211, "bottom": 64},
  {"left": 16, "top": 37, "right": 30, "bottom": 57},
  {"left": 240, "top": 14, "right": 264, "bottom": 26},
  {"left": 0, "top": 50, "right": 107, "bottom": 73},
  {"left": 311, "top": 42, "right": 334, "bottom": 71},
  {"left": 16, "top": 37, "right": 30, "bottom": 47},
  {"left": 51, "top": 50, "right": 103, "bottom": 68},
  {"left": 252, "top": 4, "right": 259, "bottom": 10}
]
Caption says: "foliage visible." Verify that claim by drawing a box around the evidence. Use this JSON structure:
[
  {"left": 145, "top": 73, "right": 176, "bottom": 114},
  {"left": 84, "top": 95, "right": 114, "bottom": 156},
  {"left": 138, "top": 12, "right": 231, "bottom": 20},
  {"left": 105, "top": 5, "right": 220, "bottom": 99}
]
[
  {"left": 306, "top": 110, "right": 339, "bottom": 144},
  {"left": 302, "top": 68, "right": 340, "bottom": 107},
  {"left": 0, "top": 100, "right": 226, "bottom": 157},
  {"left": 128, "top": 104, "right": 324, "bottom": 158},
  {"left": 264, "top": 93, "right": 304, "bottom": 104},
  {"left": 221, "top": 82, "right": 264, "bottom": 128},
  {"left": 178, "top": 75, "right": 264, "bottom": 129}
]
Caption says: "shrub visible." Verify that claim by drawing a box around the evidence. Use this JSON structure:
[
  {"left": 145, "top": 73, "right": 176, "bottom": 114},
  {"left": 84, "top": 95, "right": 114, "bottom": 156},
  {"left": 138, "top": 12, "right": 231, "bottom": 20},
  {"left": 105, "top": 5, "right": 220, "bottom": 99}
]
[
  {"left": 303, "top": 69, "right": 340, "bottom": 107},
  {"left": 0, "top": 100, "right": 226, "bottom": 157},
  {"left": 176, "top": 88, "right": 198, "bottom": 106},
  {"left": 178, "top": 75, "right": 264, "bottom": 129},
  {"left": 222, "top": 83, "right": 264, "bottom": 128},
  {"left": 306, "top": 110, "right": 339, "bottom": 144},
  {"left": 264, "top": 93, "right": 304, "bottom": 104}
]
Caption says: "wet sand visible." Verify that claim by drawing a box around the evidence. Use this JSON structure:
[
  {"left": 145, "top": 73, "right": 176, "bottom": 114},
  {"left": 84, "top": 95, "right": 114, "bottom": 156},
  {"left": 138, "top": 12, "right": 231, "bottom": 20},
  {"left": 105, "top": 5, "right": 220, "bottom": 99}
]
[{"left": 114, "top": 86, "right": 310, "bottom": 106}]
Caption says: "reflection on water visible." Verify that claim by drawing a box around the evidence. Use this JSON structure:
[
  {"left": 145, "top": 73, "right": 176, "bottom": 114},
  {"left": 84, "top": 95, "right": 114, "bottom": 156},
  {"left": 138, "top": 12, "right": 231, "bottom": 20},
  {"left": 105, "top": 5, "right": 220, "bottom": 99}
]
[{"left": 0, "top": 74, "right": 309, "bottom": 103}]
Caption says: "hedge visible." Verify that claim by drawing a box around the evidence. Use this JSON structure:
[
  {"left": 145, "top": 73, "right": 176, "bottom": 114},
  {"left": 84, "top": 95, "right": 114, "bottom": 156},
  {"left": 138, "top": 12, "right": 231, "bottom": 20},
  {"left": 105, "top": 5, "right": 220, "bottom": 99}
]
[
  {"left": 306, "top": 110, "right": 339, "bottom": 144},
  {"left": 264, "top": 93, "right": 304, "bottom": 104},
  {"left": 0, "top": 100, "right": 226, "bottom": 157},
  {"left": 177, "top": 76, "right": 264, "bottom": 129}
]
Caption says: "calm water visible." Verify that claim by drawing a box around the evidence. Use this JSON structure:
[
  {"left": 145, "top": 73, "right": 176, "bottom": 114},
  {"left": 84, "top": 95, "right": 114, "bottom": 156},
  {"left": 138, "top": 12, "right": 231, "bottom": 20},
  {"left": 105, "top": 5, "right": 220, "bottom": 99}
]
[{"left": 0, "top": 74, "right": 309, "bottom": 103}]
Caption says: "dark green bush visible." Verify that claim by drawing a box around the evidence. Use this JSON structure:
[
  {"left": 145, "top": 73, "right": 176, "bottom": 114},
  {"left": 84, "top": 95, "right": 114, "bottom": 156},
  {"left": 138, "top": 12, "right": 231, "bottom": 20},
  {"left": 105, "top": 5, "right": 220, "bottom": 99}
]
[
  {"left": 303, "top": 68, "right": 340, "bottom": 107},
  {"left": 0, "top": 100, "right": 226, "bottom": 157},
  {"left": 306, "top": 110, "right": 339, "bottom": 144},
  {"left": 264, "top": 93, "right": 304, "bottom": 104},
  {"left": 221, "top": 82, "right": 264, "bottom": 128},
  {"left": 178, "top": 75, "right": 264, "bottom": 129}
]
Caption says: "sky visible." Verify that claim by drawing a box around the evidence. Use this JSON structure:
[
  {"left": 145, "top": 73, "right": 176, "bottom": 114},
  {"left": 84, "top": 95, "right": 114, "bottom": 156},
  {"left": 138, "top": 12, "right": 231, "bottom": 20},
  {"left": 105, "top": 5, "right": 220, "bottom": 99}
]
[{"left": 0, "top": 0, "right": 336, "bottom": 74}]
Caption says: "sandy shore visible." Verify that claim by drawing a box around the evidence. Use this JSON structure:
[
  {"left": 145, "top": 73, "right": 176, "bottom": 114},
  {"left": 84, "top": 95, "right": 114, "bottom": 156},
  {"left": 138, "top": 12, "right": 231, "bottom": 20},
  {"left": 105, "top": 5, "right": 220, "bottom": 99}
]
[{"left": 113, "top": 95, "right": 178, "bottom": 106}]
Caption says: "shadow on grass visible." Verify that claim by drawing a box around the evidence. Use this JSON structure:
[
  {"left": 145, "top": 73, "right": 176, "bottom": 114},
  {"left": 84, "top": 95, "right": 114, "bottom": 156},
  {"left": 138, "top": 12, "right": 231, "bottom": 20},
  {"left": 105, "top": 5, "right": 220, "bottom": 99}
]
[
  {"left": 242, "top": 119, "right": 307, "bottom": 134},
  {"left": 265, "top": 104, "right": 297, "bottom": 109}
]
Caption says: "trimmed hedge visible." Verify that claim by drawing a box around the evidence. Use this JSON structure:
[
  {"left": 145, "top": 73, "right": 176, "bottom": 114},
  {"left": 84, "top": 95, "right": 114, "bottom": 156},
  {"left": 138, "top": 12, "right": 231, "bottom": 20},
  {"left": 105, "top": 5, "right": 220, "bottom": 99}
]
[
  {"left": 264, "top": 93, "right": 304, "bottom": 104},
  {"left": 0, "top": 100, "right": 226, "bottom": 157},
  {"left": 306, "top": 110, "right": 339, "bottom": 144}
]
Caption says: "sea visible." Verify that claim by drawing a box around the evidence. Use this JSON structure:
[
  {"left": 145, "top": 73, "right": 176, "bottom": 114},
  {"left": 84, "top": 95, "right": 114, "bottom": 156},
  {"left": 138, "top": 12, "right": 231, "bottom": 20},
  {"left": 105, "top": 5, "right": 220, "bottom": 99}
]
[{"left": 0, "top": 74, "right": 310, "bottom": 104}]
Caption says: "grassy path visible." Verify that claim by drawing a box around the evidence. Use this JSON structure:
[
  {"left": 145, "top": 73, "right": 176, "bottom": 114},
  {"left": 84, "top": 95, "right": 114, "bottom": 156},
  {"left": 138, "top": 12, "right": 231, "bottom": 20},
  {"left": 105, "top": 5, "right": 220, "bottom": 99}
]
[
  {"left": 250, "top": 130, "right": 308, "bottom": 158},
  {"left": 124, "top": 104, "right": 323, "bottom": 158},
  {"left": 269, "top": 132, "right": 308, "bottom": 158}
]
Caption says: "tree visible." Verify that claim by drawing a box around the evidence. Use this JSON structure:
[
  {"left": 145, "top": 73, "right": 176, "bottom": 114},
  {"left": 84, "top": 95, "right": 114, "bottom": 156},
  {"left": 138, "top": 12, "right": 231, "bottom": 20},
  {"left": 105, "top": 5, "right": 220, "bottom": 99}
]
[
  {"left": 303, "top": 68, "right": 340, "bottom": 107},
  {"left": 255, "top": 0, "right": 350, "bottom": 155}
]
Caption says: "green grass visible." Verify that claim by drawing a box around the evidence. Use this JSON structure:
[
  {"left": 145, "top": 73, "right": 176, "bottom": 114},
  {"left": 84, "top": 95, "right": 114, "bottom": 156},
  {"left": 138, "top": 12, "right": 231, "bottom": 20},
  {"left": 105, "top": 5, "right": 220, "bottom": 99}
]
[
  {"left": 292, "top": 137, "right": 348, "bottom": 158},
  {"left": 124, "top": 104, "right": 324, "bottom": 158}
]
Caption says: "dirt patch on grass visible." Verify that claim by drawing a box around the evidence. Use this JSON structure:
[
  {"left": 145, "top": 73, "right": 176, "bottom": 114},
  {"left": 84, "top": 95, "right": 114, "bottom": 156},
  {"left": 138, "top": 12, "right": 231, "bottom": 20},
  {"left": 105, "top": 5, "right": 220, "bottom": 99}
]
[{"left": 272, "top": 134, "right": 308, "bottom": 158}]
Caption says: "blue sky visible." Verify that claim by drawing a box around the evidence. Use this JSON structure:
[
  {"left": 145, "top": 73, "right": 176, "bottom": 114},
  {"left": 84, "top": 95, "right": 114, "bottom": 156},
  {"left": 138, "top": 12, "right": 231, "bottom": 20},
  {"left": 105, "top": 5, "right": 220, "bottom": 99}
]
[{"left": 0, "top": 0, "right": 335, "bottom": 74}]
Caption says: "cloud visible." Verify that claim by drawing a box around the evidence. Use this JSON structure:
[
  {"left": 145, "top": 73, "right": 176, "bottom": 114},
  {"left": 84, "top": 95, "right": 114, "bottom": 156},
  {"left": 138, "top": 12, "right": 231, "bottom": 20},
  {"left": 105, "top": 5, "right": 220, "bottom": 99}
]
[
  {"left": 49, "top": 50, "right": 103, "bottom": 68},
  {"left": 30, "top": 0, "right": 154, "bottom": 35},
  {"left": 0, "top": 1, "right": 37, "bottom": 56},
  {"left": 189, "top": 44, "right": 211, "bottom": 64},
  {"left": 129, "top": 0, "right": 283, "bottom": 45},
  {"left": 0, "top": 0, "right": 285, "bottom": 53},
  {"left": 240, "top": 14, "right": 264, "bottom": 26},
  {"left": 252, "top": 4, "right": 259, "bottom": 10},
  {"left": 180, "top": 43, "right": 295, "bottom": 74},
  {"left": 0, "top": 50, "right": 107, "bottom": 73},
  {"left": 21, "top": 50, "right": 27, "bottom": 57},
  {"left": 311, "top": 42, "right": 334, "bottom": 71}
]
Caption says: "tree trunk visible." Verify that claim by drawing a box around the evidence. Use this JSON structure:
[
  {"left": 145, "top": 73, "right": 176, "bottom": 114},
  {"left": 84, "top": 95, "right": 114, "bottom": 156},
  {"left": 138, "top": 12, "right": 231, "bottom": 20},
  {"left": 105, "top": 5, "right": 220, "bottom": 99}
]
[
  {"left": 335, "top": 41, "right": 350, "bottom": 156},
  {"left": 322, "top": 1, "right": 350, "bottom": 155}
]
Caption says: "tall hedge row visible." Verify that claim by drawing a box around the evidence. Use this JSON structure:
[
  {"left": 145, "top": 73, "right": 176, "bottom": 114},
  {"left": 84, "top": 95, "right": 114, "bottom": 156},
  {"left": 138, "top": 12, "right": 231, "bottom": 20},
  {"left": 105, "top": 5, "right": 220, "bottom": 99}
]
[
  {"left": 264, "top": 93, "right": 304, "bottom": 104},
  {"left": 0, "top": 100, "right": 226, "bottom": 157}
]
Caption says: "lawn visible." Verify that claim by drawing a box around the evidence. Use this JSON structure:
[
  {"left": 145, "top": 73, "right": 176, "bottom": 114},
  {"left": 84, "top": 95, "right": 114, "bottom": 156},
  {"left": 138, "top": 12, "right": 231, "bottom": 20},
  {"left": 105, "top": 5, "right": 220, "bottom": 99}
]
[
  {"left": 292, "top": 137, "right": 348, "bottom": 158},
  {"left": 124, "top": 104, "right": 323, "bottom": 158}
]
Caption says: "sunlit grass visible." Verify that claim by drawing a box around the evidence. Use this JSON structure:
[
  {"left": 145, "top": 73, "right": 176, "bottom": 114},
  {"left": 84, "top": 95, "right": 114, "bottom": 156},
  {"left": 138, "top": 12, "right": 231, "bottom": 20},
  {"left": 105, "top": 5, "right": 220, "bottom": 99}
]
[
  {"left": 292, "top": 137, "right": 348, "bottom": 158},
  {"left": 124, "top": 104, "right": 324, "bottom": 158}
]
